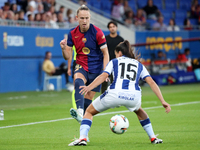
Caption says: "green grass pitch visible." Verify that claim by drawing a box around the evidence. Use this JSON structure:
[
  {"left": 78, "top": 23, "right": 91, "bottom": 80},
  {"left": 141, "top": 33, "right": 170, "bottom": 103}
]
[{"left": 0, "top": 83, "right": 200, "bottom": 150}]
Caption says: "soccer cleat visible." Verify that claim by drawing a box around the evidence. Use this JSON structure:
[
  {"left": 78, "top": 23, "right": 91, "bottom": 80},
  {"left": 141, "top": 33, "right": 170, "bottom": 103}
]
[
  {"left": 68, "top": 138, "right": 87, "bottom": 146},
  {"left": 151, "top": 137, "right": 163, "bottom": 144},
  {"left": 70, "top": 108, "right": 83, "bottom": 124}
]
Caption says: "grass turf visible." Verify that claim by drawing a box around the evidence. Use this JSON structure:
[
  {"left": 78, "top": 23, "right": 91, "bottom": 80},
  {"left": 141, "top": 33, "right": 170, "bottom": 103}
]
[{"left": 0, "top": 83, "right": 200, "bottom": 150}]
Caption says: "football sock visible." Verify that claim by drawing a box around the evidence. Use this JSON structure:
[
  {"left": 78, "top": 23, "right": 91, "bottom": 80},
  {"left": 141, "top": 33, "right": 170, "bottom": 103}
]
[
  {"left": 72, "top": 90, "right": 77, "bottom": 109},
  {"left": 84, "top": 98, "right": 92, "bottom": 114},
  {"left": 140, "top": 118, "right": 156, "bottom": 139},
  {"left": 75, "top": 78, "right": 84, "bottom": 113},
  {"left": 77, "top": 108, "right": 83, "bottom": 117},
  {"left": 79, "top": 118, "right": 92, "bottom": 139}
]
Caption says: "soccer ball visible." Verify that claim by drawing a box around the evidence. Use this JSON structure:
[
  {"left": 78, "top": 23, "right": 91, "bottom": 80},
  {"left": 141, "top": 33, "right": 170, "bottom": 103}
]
[
  {"left": 109, "top": 114, "right": 129, "bottom": 134},
  {"left": 48, "top": 83, "right": 55, "bottom": 91}
]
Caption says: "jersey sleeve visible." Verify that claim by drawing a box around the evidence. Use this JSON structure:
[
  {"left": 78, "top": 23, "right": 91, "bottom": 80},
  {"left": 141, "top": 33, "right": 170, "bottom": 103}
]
[
  {"left": 103, "top": 60, "right": 113, "bottom": 75},
  {"left": 96, "top": 29, "right": 106, "bottom": 47},
  {"left": 140, "top": 64, "right": 150, "bottom": 80},
  {"left": 67, "top": 31, "right": 73, "bottom": 47}
]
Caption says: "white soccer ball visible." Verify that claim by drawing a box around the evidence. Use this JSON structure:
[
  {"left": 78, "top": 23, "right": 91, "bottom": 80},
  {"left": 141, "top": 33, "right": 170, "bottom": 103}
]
[
  {"left": 109, "top": 114, "right": 129, "bottom": 134},
  {"left": 48, "top": 83, "right": 55, "bottom": 91}
]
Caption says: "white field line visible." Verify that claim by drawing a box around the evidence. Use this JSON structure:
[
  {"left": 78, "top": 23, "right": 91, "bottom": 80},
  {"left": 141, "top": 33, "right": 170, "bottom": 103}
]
[{"left": 0, "top": 101, "right": 199, "bottom": 129}]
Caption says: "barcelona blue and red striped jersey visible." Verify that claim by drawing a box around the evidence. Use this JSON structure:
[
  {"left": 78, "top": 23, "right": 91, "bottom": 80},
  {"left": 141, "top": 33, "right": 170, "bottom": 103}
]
[{"left": 67, "top": 24, "right": 106, "bottom": 73}]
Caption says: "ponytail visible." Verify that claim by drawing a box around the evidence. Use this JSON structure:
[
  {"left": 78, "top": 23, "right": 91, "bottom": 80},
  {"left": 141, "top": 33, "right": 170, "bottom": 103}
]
[{"left": 115, "top": 40, "right": 140, "bottom": 61}]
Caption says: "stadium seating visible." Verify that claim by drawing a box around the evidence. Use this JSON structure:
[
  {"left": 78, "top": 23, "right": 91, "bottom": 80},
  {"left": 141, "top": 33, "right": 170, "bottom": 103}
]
[
  {"left": 128, "top": 1, "right": 137, "bottom": 13},
  {"left": 175, "top": 10, "right": 187, "bottom": 20},
  {"left": 75, "top": 0, "right": 198, "bottom": 29},
  {"left": 137, "top": 1, "right": 146, "bottom": 9},
  {"left": 179, "top": 1, "right": 191, "bottom": 11},
  {"left": 101, "top": 0, "right": 112, "bottom": 11},
  {"left": 165, "top": 2, "right": 176, "bottom": 11}
]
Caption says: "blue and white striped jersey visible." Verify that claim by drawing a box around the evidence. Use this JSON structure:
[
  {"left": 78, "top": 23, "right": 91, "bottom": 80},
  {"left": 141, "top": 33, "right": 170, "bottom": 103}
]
[{"left": 104, "top": 56, "right": 150, "bottom": 91}]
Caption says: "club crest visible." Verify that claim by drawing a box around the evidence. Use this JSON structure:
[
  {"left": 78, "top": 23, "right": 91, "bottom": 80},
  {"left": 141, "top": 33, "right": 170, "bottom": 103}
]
[{"left": 82, "top": 38, "right": 87, "bottom": 43}]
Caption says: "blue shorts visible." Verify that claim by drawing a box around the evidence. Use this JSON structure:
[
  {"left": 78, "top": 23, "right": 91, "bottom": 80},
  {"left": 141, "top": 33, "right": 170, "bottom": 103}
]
[{"left": 74, "top": 64, "right": 101, "bottom": 92}]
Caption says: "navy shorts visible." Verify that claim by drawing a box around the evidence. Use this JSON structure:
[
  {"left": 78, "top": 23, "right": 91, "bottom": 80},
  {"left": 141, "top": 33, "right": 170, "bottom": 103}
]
[{"left": 74, "top": 64, "right": 101, "bottom": 92}]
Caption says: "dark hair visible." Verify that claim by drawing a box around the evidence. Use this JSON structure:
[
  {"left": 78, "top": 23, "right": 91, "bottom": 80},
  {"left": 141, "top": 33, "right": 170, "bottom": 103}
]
[
  {"left": 77, "top": 5, "right": 90, "bottom": 15},
  {"left": 4, "top": 2, "right": 10, "bottom": 6},
  {"left": 107, "top": 21, "right": 118, "bottom": 28},
  {"left": 115, "top": 40, "right": 140, "bottom": 60}
]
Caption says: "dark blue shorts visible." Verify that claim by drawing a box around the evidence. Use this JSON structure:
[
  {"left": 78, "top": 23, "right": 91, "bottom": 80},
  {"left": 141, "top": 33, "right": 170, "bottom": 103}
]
[{"left": 74, "top": 64, "right": 101, "bottom": 92}]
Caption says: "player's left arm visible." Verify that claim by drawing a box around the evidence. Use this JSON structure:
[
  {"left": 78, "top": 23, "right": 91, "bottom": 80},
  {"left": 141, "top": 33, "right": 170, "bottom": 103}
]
[
  {"left": 96, "top": 28, "right": 110, "bottom": 69},
  {"left": 101, "top": 46, "right": 109, "bottom": 70}
]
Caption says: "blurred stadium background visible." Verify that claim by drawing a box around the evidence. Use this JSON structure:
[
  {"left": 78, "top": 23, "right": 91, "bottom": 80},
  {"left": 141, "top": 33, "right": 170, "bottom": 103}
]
[
  {"left": 0, "top": 0, "right": 200, "bottom": 92},
  {"left": 0, "top": 1, "right": 200, "bottom": 149}
]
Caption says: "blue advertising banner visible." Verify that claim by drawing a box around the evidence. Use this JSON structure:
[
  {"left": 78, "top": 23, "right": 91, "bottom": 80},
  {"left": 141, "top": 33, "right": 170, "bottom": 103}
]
[
  {"left": 0, "top": 26, "right": 109, "bottom": 93},
  {"left": 135, "top": 31, "right": 200, "bottom": 60}
]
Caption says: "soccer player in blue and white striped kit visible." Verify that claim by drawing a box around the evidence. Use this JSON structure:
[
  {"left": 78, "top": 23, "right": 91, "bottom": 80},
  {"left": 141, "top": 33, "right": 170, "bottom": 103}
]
[{"left": 68, "top": 40, "right": 171, "bottom": 146}]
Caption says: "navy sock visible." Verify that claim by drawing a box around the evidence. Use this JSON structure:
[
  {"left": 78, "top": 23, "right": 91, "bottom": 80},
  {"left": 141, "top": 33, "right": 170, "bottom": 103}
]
[
  {"left": 84, "top": 98, "right": 92, "bottom": 114},
  {"left": 75, "top": 78, "right": 84, "bottom": 109}
]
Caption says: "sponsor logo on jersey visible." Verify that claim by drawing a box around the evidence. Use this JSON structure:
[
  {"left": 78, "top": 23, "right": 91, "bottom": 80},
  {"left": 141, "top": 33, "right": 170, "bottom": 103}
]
[
  {"left": 102, "top": 35, "right": 105, "bottom": 39},
  {"left": 82, "top": 38, "right": 87, "bottom": 43},
  {"left": 118, "top": 92, "right": 135, "bottom": 101},
  {"left": 82, "top": 47, "right": 90, "bottom": 54}
]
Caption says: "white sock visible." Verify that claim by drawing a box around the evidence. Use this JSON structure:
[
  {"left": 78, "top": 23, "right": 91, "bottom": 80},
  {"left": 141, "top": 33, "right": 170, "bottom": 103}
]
[
  {"left": 79, "top": 119, "right": 92, "bottom": 139},
  {"left": 140, "top": 118, "right": 156, "bottom": 139},
  {"left": 77, "top": 108, "right": 83, "bottom": 117},
  {"left": 143, "top": 123, "right": 156, "bottom": 139}
]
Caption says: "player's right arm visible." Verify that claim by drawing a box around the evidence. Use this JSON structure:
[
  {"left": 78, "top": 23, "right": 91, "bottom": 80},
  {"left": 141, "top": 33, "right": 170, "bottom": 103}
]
[
  {"left": 79, "top": 72, "right": 109, "bottom": 95},
  {"left": 60, "top": 39, "right": 72, "bottom": 60},
  {"left": 145, "top": 76, "right": 171, "bottom": 113},
  {"left": 79, "top": 60, "right": 113, "bottom": 95}
]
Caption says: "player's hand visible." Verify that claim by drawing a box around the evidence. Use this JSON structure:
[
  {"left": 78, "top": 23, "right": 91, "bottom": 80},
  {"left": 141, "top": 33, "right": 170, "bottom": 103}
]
[
  {"left": 67, "top": 68, "right": 71, "bottom": 76},
  {"left": 79, "top": 86, "right": 90, "bottom": 95},
  {"left": 60, "top": 39, "right": 67, "bottom": 50},
  {"left": 162, "top": 101, "right": 171, "bottom": 113}
]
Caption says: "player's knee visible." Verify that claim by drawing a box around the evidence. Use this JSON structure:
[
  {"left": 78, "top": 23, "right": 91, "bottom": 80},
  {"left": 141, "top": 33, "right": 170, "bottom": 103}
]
[{"left": 75, "top": 78, "right": 84, "bottom": 90}]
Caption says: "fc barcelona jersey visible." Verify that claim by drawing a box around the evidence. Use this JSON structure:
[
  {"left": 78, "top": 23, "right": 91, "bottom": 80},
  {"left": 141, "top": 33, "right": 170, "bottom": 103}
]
[{"left": 67, "top": 24, "right": 106, "bottom": 73}]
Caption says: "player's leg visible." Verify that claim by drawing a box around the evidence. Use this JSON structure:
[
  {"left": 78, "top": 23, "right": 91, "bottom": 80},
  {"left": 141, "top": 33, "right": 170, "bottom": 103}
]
[
  {"left": 68, "top": 103, "right": 99, "bottom": 146},
  {"left": 68, "top": 93, "right": 110, "bottom": 146},
  {"left": 83, "top": 72, "right": 101, "bottom": 113},
  {"left": 79, "top": 103, "right": 99, "bottom": 139},
  {"left": 134, "top": 107, "right": 163, "bottom": 144},
  {"left": 80, "top": 91, "right": 112, "bottom": 140},
  {"left": 70, "top": 69, "right": 87, "bottom": 123},
  {"left": 84, "top": 91, "right": 95, "bottom": 114}
]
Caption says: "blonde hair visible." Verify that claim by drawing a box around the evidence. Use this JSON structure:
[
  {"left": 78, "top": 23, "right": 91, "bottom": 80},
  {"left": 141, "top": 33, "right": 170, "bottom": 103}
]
[{"left": 77, "top": 5, "right": 90, "bottom": 15}]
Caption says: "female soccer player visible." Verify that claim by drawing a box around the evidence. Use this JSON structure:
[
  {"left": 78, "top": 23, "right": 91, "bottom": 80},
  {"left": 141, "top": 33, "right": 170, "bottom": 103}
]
[
  {"left": 68, "top": 40, "right": 171, "bottom": 146},
  {"left": 60, "top": 5, "right": 109, "bottom": 124}
]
